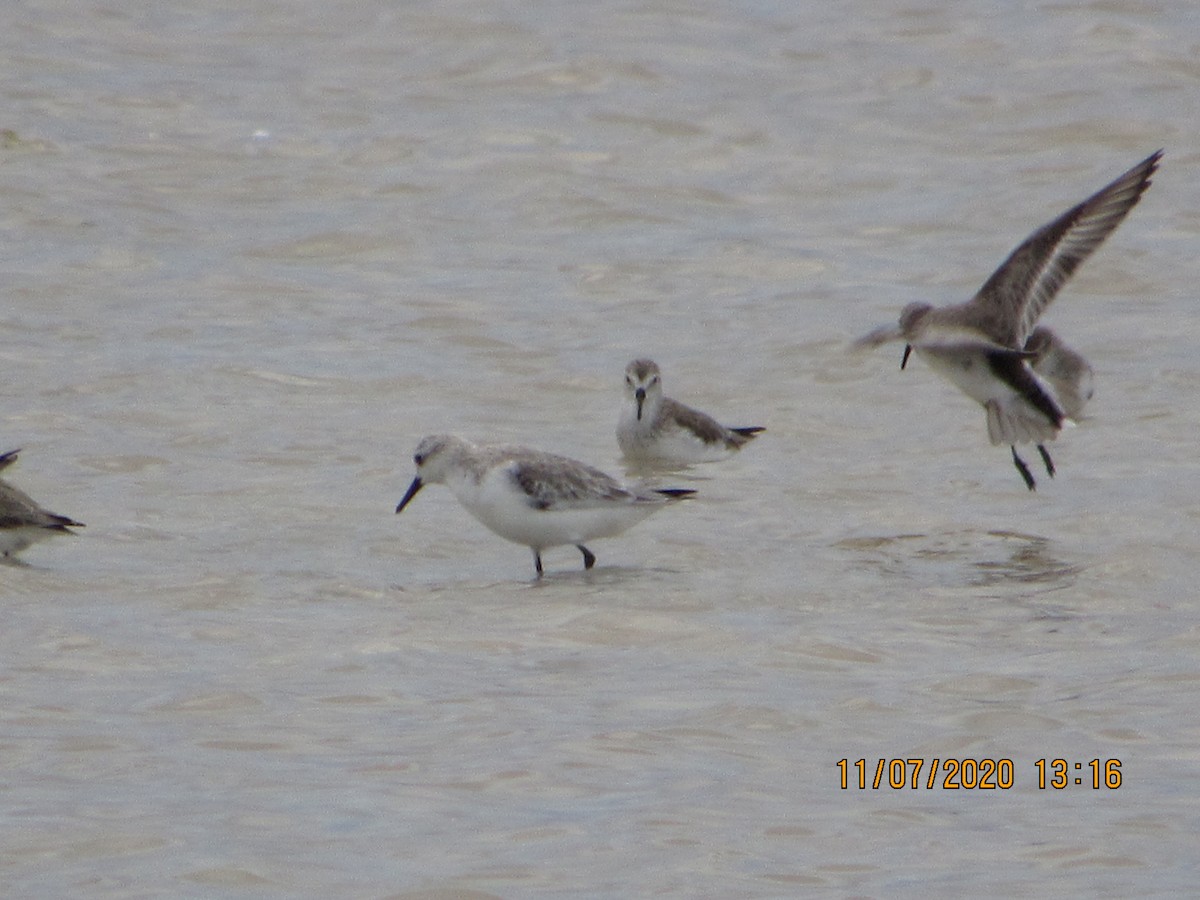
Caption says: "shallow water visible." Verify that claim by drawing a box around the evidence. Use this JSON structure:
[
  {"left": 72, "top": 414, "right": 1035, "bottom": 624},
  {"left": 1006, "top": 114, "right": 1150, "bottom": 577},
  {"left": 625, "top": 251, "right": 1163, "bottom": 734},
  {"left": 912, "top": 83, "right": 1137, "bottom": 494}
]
[{"left": 2, "top": 0, "right": 1199, "bottom": 896}]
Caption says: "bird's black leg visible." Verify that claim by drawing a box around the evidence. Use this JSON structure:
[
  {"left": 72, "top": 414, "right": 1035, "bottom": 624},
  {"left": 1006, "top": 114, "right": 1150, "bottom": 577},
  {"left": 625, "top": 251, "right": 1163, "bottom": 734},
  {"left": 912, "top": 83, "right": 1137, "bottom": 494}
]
[
  {"left": 533, "top": 550, "right": 544, "bottom": 577},
  {"left": 1036, "top": 444, "right": 1055, "bottom": 478},
  {"left": 1011, "top": 446, "right": 1036, "bottom": 491},
  {"left": 901, "top": 344, "right": 913, "bottom": 370},
  {"left": 577, "top": 545, "right": 596, "bottom": 570}
]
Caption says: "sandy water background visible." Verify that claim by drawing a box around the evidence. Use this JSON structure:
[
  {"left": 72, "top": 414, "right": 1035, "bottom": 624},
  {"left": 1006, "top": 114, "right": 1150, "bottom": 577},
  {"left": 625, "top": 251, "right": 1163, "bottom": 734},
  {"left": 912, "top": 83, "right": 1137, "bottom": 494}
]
[{"left": 2, "top": 0, "right": 1199, "bottom": 896}]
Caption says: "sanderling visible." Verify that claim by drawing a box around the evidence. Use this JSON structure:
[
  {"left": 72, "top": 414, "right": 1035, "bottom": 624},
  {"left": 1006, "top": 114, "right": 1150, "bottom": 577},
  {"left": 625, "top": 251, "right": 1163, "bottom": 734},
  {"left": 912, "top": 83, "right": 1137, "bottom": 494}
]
[
  {"left": 855, "top": 150, "right": 1159, "bottom": 489},
  {"left": 0, "top": 449, "right": 84, "bottom": 558},
  {"left": 394, "top": 434, "right": 695, "bottom": 576},
  {"left": 618, "top": 359, "right": 764, "bottom": 466}
]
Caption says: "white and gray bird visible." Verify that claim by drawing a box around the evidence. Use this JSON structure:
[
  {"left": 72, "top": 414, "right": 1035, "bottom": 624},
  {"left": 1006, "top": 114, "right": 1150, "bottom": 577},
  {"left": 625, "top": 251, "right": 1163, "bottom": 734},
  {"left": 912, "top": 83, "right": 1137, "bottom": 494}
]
[
  {"left": 617, "top": 359, "right": 764, "bottom": 466},
  {"left": 395, "top": 434, "right": 694, "bottom": 576},
  {"left": 855, "top": 150, "right": 1159, "bottom": 489}
]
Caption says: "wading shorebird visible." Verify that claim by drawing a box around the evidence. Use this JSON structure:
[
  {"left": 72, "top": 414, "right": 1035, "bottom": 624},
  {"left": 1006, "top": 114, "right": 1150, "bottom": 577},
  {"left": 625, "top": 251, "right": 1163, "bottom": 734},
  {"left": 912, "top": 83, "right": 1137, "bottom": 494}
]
[
  {"left": 618, "top": 359, "right": 764, "bottom": 466},
  {"left": 395, "top": 434, "right": 695, "bottom": 576}
]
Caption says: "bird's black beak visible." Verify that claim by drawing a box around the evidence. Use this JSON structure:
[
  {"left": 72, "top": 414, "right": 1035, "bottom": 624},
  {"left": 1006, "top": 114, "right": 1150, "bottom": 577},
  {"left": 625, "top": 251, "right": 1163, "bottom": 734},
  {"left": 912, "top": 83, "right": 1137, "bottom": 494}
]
[
  {"left": 395, "top": 476, "right": 424, "bottom": 513},
  {"left": 635, "top": 387, "right": 646, "bottom": 421},
  {"left": 900, "top": 345, "right": 912, "bottom": 370}
]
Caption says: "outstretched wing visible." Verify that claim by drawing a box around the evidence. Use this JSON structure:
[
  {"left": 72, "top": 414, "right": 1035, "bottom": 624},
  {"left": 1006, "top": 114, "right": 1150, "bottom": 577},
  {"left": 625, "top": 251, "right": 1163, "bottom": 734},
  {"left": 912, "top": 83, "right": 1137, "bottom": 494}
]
[{"left": 972, "top": 150, "right": 1160, "bottom": 347}]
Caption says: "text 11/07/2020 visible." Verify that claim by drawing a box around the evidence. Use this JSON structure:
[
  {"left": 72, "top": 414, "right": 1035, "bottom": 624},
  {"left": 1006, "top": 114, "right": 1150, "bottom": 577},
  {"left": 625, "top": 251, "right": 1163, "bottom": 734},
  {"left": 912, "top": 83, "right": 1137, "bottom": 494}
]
[{"left": 836, "top": 758, "right": 1123, "bottom": 790}]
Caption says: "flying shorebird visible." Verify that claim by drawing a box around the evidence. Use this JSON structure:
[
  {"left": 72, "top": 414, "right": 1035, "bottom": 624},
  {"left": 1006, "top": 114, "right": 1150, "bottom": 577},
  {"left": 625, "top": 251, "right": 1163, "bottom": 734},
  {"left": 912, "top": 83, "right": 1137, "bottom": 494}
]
[
  {"left": 395, "top": 434, "right": 695, "bottom": 576},
  {"left": 855, "top": 150, "right": 1160, "bottom": 489},
  {"left": 618, "top": 359, "right": 764, "bottom": 466}
]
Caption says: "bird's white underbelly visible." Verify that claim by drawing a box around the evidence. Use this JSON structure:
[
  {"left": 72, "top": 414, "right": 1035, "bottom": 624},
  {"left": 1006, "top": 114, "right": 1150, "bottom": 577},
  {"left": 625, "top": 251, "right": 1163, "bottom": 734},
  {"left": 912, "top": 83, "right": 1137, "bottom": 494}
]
[
  {"left": 917, "top": 347, "right": 1063, "bottom": 445},
  {"left": 918, "top": 348, "right": 1015, "bottom": 406},
  {"left": 452, "top": 474, "right": 655, "bottom": 550}
]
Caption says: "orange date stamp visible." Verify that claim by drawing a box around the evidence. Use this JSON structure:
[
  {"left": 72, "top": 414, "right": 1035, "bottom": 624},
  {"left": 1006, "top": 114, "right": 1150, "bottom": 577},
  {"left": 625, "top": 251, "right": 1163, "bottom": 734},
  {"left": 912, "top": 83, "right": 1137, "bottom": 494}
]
[{"left": 836, "top": 758, "right": 1123, "bottom": 790}]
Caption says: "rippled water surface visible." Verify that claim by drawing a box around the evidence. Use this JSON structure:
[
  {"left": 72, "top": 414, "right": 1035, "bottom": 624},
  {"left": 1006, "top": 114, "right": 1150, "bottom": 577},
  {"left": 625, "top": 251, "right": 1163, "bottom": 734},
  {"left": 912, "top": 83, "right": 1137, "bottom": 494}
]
[{"left": 3, "top": 0, "right": 1199, "bottom": 896}]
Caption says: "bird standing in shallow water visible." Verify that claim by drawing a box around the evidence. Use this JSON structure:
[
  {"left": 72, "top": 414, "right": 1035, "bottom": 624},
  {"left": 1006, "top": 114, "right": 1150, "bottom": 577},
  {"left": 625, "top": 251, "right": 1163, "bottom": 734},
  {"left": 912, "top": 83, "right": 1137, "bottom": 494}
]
[
  {"left": 855, "top": 150, "right": 1159, "bottom": 490},
  {"left": 0, "top": 449, "right": 84, "bottom": 559},
  {"left": 395, "top": 434, "right": 694, "bottom": 577},
  {"left": 618, "top": 359, "right": 764, "bottom": 467}
]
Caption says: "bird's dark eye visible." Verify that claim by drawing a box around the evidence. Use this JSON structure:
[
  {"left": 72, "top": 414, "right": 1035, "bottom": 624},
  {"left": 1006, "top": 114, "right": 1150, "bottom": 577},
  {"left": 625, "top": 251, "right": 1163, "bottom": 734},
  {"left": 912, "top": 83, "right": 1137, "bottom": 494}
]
[
  {"left": 650, "top": 376, "right": 659, "bottom": 386},
  {"left": 414, "top": 454, "right": 424, "bottom": 465}
]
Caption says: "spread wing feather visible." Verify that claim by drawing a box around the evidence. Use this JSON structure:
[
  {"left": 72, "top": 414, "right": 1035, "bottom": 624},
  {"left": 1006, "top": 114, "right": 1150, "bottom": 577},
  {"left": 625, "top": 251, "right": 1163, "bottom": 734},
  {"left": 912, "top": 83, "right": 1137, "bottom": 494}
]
[{"left": 971, "top": 150, "right": 1160, "bottom": 347}]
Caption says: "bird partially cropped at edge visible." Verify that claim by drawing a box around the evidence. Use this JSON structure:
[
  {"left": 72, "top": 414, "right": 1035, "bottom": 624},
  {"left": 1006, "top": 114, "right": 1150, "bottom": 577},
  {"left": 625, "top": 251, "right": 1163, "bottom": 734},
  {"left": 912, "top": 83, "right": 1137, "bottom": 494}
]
[{"left": 0, "top": 449, "right": 84, "bottom": 559}]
